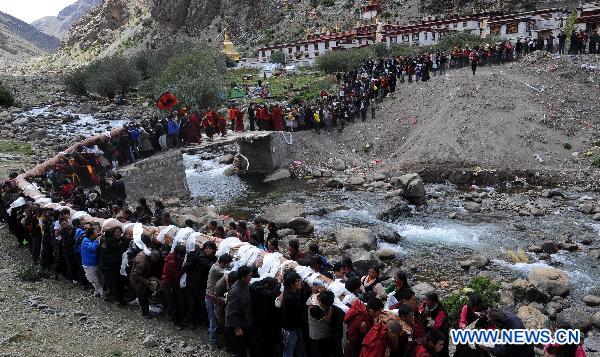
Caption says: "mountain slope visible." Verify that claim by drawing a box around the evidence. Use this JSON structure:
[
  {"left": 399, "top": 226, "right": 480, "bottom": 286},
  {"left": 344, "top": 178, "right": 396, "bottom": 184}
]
[
  {"left": 32, "top": 0, "right": 102, "bottom": 39},
  {"left": 58, "top": 0, "right": 584, "bottom": 65},
  {"left": 0, "top": 11, "right": 59, "bottom": 53},
  {"left": 0, "top": 11, "right": 60, "bottom": 66}
]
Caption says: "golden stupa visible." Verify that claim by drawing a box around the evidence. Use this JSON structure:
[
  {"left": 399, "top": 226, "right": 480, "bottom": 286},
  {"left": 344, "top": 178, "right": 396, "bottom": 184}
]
[{"left": 222, "top": 32, "right": 240, "bottom": 62}]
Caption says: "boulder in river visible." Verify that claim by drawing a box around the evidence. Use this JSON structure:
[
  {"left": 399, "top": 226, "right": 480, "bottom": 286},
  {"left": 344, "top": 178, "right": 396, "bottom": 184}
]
[
  {"left": 541, "top": 189, "right": 564, "bottom": 199},
  {"left": 264, "top": 168, "right": 291, "bottom": 183},
  {"left": 377, "top": 248, "right": 397, "bottom": 260},
  {"left": 335, "top": 228, "right": 376, "bottom": 251},
  {"left": 286, "top": 217, "right": 314, "bottom": 234},
  {"left": 540, "top": 241, "right": 559, "bottom": 254},
  {"left": 349, "top": 176, "right": 365, "bottom": 185},
  {"left": 377, "top": 199, "right": 412, "bottom": 221},
  {"left": 412, "top": 282, "right": 435, "bottom": 298},
  {"left": 593, "top": 311, "right": 600, "bottom": 327},
  {"left": 511, "top": 279, "right": 550, "bottom": 303},
  {"left": 583, "top": 294, "right": 600, "bottom": 307},
  {"left": 372, "top": 225, "right": 402, "bottom": 244},
  {"left": 463, "top": 202, "right": 482, "bottom": 212},
  {"left": 257, "top": 203, "right": 306, "bottom": 227},
  {"left": 528, "top": 267, "right": 570, "bottom": 297},
  {"left": 277, "top": 228, "right": 295, "bottom": 238},
  {"left": 343, "top": 248, "right": 379, "bottom": 277},
  {"left": 517, "top": 305, "right": 549, "bottom": 329},
  {"left": 143, "top": 334, "right": 159, "bottom": 348},
  {"left": 325, "top": 178, "right": 345, "bottom": 188},
  {"left": 458, "top": 253, "right": 490, "bottom": 269},
  {"left": 392, "top": 173, "right": 426, "bottom": 204},
  {"left": 556, "top": 306, "right": 595, "bottom": 331},
  {"left": 218, "top": 154, "right": 235, "bottom": 164}
]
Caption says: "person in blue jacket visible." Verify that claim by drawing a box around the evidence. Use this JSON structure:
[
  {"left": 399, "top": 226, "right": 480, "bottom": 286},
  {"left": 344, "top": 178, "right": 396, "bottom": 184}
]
[{"left": 80, "top": 227, "right": 103, "bottom": 297}]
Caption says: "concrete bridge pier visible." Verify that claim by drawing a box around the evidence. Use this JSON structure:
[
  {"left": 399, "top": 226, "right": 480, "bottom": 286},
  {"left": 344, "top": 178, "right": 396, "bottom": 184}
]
[{"left": 238, "top": 132, "right": 297, "bottom": 175}]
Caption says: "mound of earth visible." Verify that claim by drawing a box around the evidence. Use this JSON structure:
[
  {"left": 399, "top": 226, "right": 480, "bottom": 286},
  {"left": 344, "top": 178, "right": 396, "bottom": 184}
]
[{"left": 285, "top": 54, "right": 600, "bottom": 178}]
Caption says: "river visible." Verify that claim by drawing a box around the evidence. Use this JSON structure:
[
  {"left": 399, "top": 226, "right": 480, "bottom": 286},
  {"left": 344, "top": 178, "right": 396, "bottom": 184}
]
[{"left": 185, "top": 154, "right": 599, "bottom": 298}]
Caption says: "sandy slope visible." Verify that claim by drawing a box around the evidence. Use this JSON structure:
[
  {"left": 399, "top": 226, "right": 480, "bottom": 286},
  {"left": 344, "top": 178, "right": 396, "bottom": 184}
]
[{"left": 285, "top": 55, "right": 600, "bottom": 178}]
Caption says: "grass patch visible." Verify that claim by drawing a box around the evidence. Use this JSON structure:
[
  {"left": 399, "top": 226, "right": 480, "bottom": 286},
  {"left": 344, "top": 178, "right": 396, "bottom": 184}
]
[
  {"left": 0, "top": 140, "right": 34, "bottom": 155},
  {"left": 442, "top": 275, "right": 501, "bottom": 327},
  {"left": 225, "top": 68, "right": 336, "bottom": 101},
  {"left": 17, "top": 265, "right": 49, "bottom": 282}
]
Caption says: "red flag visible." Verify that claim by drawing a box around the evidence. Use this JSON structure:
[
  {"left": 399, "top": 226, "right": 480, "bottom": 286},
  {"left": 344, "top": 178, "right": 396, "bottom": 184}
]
[{"left": 156, "top": 92, "right": 179, "bottom": 110}]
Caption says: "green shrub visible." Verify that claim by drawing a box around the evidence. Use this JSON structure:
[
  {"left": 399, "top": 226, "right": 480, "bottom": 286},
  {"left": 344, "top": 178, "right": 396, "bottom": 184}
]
[
  {"left": 442, "top": 275, "right": 501, "bottom": 327},
  {"left": 563, "top": 143, "right": 572, "bottom": 150},
  {"left": 154, "top": 47, "right": 226, "bottom": 111},
  {"left": 63, "top": 69, "right": 88, "bottom": 96},
  {"left": 0, "top": 81, "right": 16, "bottom": 107},
  {"left": 592, "top": 157, "right": 600, "bottom": 168},
  {"left": 270, "top": 50, "right": 287, "bottom": 65},
  {"left": 322, "top": 0, "right": 335, "bottom": 6},
  {"left": 316, "top": 47, "right": 375, "bottom": 74},
  {"left": 17, "top": 264, "right": 49, "bottom": 282}
]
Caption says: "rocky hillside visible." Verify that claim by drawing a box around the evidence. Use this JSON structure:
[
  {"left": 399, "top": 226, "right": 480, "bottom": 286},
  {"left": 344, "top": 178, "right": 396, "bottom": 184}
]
[
  {"left": 57, "top": 0, "right": 582, "bottom": 65},
  {"left": 0, "top": 11, "right": 60, "bottom": 67},
  {"left": 419, "top": 0, "right": 578, "bottom": 13},
  {"left": 32, "top": 0, "right": 102, "bottom": 39}
]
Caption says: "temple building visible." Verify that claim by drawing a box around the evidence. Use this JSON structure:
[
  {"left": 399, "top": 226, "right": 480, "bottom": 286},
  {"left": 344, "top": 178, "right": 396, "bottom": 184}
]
[
  {"left": 578, "top": 2, "right": 600, "bottom": 32},
  {"left": 222, "top": 32, "right": 241, "bottom": 62},
  {"left": 257, "top": 4, "right": 599, "bottom": 64}
]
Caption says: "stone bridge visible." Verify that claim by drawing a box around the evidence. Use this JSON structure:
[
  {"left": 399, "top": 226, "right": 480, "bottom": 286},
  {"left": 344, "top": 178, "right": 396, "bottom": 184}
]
[{"left": 119, "top": 131, "right": 297, "bottom": 202}]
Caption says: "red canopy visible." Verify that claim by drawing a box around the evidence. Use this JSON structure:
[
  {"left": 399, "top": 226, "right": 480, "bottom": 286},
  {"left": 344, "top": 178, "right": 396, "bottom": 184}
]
[{"left": 156, "top": 92, "right": 179, "bottom": 110}]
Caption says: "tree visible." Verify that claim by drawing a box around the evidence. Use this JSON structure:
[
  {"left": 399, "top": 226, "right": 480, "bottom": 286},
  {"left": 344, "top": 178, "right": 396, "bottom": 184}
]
[
  {"left": 0, "top": 81, "right": 16, "bottom": 107},
  {"left": 63, "top": 69, "right": 88, "bottom": 96},
  {"left": 86, "top": 56, "right": 141, "bottom": 99},
  {"left": 155, "top": 47, "right": 226, "bottom": 111},
  {"left": 316, "top": 47, "right": 374, "bottom": 74},
  {"left": 565, "top": 10, "right": 578, "bottom": 38},
  {"left": 270, "top": 50, "right": 287, "bottom": 65}
]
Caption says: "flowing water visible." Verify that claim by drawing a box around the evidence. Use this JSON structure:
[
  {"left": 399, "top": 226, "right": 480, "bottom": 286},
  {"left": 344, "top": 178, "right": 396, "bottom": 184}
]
[
  {"left": 184, "top": 156, "right": 599, "bottom": 297},
  {"left": 20, "top": 106, "right": 129, "bottom": 138}
]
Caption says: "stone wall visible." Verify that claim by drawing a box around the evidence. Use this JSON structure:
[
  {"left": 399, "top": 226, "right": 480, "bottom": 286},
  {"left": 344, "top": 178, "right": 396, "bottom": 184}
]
[{"left": 118, "top": 149, "right": 190, "bottom": 203}]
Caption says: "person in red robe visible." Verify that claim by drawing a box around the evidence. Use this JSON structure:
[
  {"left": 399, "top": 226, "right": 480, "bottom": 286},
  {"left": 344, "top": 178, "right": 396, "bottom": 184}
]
[
  {"left": 344, "top": 298, "right": 384, "bottom": 357},
  {"left": 258, "top": 105, "right": 270, "bottom": 131},
  {"left": 202, "top": 109, "right": 217, "bottom": 141},
  {"left": 414, "top": 330, "right": 445, "bottom": 357},
  {"left": 185, "top": 112, "right": 202, "bottom": 143},
  {"left": 272, "top": 104, "right": 284, "bottom": 131},
  {"left": 228, "top": 106, "right": 236, "bottom": 131},
  {"left": 360, "top": 319, "right": 403, "bottom": 357},
  {"left": 234, "top": 107, "right": 245, "bottom": 132},
  {"left": 217, "top": 112, "right": 227, "bottom": 136}
]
